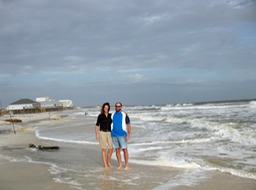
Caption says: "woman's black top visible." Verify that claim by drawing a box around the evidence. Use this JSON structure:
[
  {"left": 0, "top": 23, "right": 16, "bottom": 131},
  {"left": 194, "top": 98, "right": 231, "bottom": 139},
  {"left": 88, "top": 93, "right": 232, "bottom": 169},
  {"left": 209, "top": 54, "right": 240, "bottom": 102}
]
[{"left": 96, "top": 113, "right": 112, "bottom": 132}]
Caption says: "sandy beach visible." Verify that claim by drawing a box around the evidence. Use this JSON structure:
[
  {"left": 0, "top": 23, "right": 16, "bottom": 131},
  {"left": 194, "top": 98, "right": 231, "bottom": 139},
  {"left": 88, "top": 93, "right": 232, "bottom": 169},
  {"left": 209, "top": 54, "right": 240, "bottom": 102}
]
[{"left": 0, "top": 112, "right": 256, "bottom": 190}]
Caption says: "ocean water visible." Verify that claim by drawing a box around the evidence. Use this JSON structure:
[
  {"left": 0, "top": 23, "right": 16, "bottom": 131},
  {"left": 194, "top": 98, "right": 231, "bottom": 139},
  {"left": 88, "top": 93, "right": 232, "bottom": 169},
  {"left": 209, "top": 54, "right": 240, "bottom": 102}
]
[{"left": 1, "top": 99, "right": 256, "bottom": 189}]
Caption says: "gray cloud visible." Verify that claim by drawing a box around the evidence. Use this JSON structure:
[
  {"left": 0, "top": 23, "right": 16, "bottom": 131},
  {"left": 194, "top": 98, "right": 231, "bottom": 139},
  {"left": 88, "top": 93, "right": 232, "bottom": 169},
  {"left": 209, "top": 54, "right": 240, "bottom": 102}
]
[{"left": 0, "top": 0, "right": 256, "bottom": 106}]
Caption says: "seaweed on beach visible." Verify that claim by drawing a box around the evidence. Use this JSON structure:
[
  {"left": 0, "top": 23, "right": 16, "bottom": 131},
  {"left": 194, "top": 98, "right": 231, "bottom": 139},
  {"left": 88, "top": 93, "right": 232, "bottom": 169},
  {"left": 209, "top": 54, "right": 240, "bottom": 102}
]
[{"left": 4, "top": 119, "right": 22, "bottom": 123}]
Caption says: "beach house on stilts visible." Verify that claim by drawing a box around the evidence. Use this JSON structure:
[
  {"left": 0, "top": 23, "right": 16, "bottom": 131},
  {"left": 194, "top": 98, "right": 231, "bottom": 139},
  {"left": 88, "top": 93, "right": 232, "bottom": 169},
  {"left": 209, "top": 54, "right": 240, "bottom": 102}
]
[{"left": 7, "top": 99, "right": 41, "bottom": 114}]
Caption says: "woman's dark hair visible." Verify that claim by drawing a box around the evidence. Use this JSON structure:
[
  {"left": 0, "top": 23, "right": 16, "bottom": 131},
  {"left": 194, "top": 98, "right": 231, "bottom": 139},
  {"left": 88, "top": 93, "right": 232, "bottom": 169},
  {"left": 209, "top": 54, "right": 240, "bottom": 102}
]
[{"left": 101, "top": 102, "right": 110, "bottom": 114}]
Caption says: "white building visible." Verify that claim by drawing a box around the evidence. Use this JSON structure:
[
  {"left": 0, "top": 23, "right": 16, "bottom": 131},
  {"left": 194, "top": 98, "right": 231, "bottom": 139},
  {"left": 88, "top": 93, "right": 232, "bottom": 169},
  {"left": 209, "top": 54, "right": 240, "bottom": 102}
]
[
  {"left": 39, "top": 100, "right": 62, "bottom": 109},
  {"left": 58, "top": 100, "right": 74, "bottom": 108},
  {"left": 36, "top": 97, "right": 54, "bottom": 102},
  {"left": 35, "top": 97, "right": 74, "bottom": 109},
  {"left": 7, "top": 99, "right": 41, "bottom": 111},
  {"left": 36, "top": 97, "right": 62, "bottom": 109}
]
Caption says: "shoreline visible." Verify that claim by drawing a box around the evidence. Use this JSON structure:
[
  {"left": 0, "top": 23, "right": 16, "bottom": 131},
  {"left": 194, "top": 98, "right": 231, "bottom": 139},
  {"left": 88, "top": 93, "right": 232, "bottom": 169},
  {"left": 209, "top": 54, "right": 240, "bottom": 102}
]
[{"left": 1, "top": 112, "right": 256, "bottom": 190}]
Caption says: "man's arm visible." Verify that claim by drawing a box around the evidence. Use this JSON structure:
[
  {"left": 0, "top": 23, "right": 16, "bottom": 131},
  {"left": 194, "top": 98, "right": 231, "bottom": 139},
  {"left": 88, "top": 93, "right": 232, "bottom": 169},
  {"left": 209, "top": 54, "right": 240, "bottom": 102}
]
[
  {"left": 126, "top": 124, "right": 131, "bottom": 140},
  {"left": 125, "top": 114, "right": 131, "bottom": 140}
]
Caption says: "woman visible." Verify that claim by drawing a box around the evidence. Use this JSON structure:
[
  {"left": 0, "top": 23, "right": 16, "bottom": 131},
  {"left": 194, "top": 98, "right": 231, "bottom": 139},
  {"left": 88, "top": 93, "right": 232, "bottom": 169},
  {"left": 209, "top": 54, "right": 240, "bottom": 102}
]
[{"left": 95, "top": 102, "right": 113, "bottom": 168}]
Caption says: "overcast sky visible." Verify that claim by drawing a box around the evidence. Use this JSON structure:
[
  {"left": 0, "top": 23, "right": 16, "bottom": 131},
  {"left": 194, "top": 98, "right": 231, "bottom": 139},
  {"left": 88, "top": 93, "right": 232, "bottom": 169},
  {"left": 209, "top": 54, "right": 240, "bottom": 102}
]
[{"left": 0, "top": 0, "right": 256, "bottom": 107}]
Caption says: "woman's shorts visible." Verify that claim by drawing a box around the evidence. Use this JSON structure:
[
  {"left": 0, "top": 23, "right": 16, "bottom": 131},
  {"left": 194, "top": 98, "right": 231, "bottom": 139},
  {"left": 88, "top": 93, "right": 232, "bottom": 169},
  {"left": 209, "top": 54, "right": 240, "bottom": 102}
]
[{"left": 99, "top": 131, "right": 113, "bottom": 149}]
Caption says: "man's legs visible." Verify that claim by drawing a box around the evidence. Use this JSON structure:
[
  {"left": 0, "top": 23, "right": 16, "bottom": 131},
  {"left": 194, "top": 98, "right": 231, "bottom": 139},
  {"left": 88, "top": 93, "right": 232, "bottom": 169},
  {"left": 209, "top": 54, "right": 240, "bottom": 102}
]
[
  {"left": 112, "top": 136, "right": 122, "bottom": 169},
  {"left": 123, "top": 148, "right": 129, "bottom": 170},
  {"left": 115, "top": 148, "right": 122, "bottom": 169},
  {"left": 113, "top": 136, "right": 129, "bottom": 169}
]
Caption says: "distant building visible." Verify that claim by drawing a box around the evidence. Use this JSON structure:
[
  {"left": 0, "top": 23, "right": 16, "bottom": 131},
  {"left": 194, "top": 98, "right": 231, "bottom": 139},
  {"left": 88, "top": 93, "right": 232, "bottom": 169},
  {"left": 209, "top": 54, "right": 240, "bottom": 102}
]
[
  {"left": 7, "top": 99, "right": 41, "bottom": 114},
  {"left": 36, "top": 97, "right": 74, "bottom": 110},
  {"left": 36, "top": 96, "right": 62, "bottom": 111},
  {"left": 39, "top": 100, "right": 63, "bottom": 109},
  {"left": 6, "top": 97, "right": 74, "bottom": 114},
  {"left": 58, "top": 100, "right": 74, "bottom": 108},
  {"left": 36, "top": 97, "right": 54, "bottom": 102}
]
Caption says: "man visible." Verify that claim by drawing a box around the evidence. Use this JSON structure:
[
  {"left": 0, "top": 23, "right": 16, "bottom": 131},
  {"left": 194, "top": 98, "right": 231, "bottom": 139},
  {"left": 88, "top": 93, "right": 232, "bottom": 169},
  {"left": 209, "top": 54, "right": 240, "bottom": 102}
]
[
  {"left": 95, "top": 102, "right": 113, "bottom": 168},
  {"left": 111, "top": 102, "right": 131, "bottom": 170}
]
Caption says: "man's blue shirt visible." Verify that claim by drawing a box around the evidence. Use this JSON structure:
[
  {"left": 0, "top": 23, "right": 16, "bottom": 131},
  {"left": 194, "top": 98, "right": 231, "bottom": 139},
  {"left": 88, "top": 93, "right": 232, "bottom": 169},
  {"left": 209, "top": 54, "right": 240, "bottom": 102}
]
[{"left": 111, "top": 111, "right": 130, "bottom": 137}]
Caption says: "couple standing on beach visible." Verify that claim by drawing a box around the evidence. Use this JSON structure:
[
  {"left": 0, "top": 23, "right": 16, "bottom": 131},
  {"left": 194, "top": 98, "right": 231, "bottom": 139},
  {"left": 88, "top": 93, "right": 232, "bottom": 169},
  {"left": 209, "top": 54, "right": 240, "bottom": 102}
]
[{"left": 95, "top": 102, "right": 131, "bottom": 170}]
